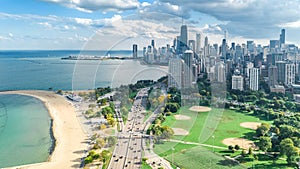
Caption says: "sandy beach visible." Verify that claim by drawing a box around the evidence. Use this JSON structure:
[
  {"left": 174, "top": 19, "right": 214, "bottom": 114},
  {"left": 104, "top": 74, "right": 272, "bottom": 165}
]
[{"left": 1, "top": 90, "right": 88, "bottom": 169}]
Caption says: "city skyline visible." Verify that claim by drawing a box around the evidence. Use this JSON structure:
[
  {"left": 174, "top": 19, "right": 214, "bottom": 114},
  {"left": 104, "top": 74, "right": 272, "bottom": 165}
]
[{"left": 0, "top": 0, "right": 300, "bottom": 50}]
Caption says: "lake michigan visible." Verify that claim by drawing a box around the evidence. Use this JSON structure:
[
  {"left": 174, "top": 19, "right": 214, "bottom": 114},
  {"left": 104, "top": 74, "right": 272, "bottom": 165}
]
[{"left": 0, "top": 50, "right": 167, "bottom": 167}]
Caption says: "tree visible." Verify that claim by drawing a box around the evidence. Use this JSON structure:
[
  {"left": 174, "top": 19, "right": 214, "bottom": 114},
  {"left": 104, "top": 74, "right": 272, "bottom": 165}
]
[
  {"left": 279, "top": 125, "right": 297, "bottom": 140},
  {"left": 248, "top": 147, "right": 253, "bottom": 155},
  {"left": 161, "top": 125, "right": 174, "bottom": 140},
  {"left": 280, "top": 138, "right": 299, "bottom": 165},
  {"left": 84, "top": 156, "right": 93, "bottom": 164},
  {"left": 231, "top": 94, "right": 238, "bottom": 101},
  {"left": 270, "top": 126, "right": 280, "bottom": 135},
  {"left": 100, "top": 150, "right": 111, "bottom": 163},
  {"left": 256, "top": 123, "right": 270, "bottom": 137},
  {"left": 164, "top": 103, "right": 180, "bottom": 113},
  {"left": 106, "top": 114, "right": 116, "bottom": 126},
  {"left": 257, "top": 136, "right": 272, "bottom": 152},
  {"left": 56, "top": 89, "right": 63, "bottom": 95},
  {"left": 94, "top": 138, "right": 106, "bottom": 149},
  {"left": 99, "top": 124, "right": 107, "bottom": 130},
  {"left": 106, "top": 136, "right": 117, "bottom": 147}
]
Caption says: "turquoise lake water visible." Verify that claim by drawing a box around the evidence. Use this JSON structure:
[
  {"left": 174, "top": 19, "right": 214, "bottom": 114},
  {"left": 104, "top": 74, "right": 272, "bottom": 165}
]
[
  {"left": 0, "top": 50, "right": 167, "bottom": 91},
  {"left": 0, "top": 94, "right": 52, "bottom": 168}
]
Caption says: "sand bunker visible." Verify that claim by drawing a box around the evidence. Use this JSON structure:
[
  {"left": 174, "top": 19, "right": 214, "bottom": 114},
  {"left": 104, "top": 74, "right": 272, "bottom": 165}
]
[
  {"left": 189, "top": 106, "right": 212, "bottom": 112},
  {"left": 172, "top": 128, "right": 189, "bottom": 136},
  {"left": 174, "top": 115, "right": 191, "bottom": 120},
  {"left": 240, "top": 122, "right": 261, "bottom": 130},
  {"left": 222, "top": 138, "right": 257, "bottom": 149}
]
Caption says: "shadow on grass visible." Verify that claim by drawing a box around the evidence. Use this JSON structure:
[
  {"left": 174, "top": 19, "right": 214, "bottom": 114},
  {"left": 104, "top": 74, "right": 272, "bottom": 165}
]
[
  {"left": 253, "top": 163, "right": 293, "bottom": 169},
  {"left": 243, "top": 131, "right": 257, "bottom": 141},
  {"left": 234, "top": 111, "right": 272, "bottom": 122},
  {"left": 217, "top": 159, "right": 241, "bottom": 167}
]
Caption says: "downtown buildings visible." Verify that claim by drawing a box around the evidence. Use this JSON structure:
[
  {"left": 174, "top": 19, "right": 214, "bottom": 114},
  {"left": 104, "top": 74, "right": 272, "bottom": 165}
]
[{"left": 138, "top": 26, "right": 300, "bottom": 97}]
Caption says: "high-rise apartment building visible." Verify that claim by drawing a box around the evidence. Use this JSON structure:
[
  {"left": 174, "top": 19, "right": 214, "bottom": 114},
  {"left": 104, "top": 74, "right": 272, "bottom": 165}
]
[
  {"left": 285, "top": 63, "right": 295, "bottom": 85},
  {"left": 268, "top": 65, "right": 278, "bottom": 87},
  {"left": 168, "top": 58, "right": 183, "bottom": 89},
  {"left": 232, "top": 75, "right": 244, "bottom": 91},
  {"left": 249, "top": 68, "right": 259, "bottom": 91}
]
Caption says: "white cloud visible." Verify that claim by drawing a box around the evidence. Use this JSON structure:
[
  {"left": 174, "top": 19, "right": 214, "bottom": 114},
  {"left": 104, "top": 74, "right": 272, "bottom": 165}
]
[
  {"left": 0, "top": 35, "right": 9, "bottom": 40},
  {"left": 74, "top": 18, "right": 92, "bottom": 26},
  {"left": 40, "top": 0, "right": 140, "bottom": 12},
  {"left": 38, "top": 22, "right": 53, "bottom": 28},
  {"left": 159, "top": 0, "right": 300, "bottom": 39},
  {"left": 138, "top": 1, "right": 187, "bottom": 21},
  {"left": 279, "top": 20, "right": 300, "bottom": 28}
]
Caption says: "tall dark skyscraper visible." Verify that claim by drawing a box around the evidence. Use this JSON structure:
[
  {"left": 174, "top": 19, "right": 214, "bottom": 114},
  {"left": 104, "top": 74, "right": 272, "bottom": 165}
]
[
  {"left": 179, "top": 25, "right": 188, "bottom": 54},
  {"left": 221, "top": 39, "right": 227, "bottom": 59},
  {"left": 182, "top": 50, "right": 193, "bottom": 88},
  {"left": 151, "top": 39, "right": 155, "bottom": 48},
  {"left": 204, "top": 36, "right": 208, "bottom": 46},
  {"left": 133, "top": 44, "right": 138, "bottom": 58},
  {"left": 180, "top": 25, "right": 188, "bottom": 45},
  {"left": 280, "top": 29, "right": 285, "bottom": 46}
]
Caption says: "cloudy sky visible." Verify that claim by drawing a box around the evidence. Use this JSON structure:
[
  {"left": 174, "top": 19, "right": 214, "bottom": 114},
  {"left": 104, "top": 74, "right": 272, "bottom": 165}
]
[{"left": 0, "top": 0, "right": 300, "bottom": 50}]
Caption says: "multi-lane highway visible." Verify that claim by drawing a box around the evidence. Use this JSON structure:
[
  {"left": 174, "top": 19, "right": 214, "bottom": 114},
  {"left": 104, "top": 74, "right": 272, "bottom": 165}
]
[{"left": 108, "top": 88, "right": 150, "bottom": 169}]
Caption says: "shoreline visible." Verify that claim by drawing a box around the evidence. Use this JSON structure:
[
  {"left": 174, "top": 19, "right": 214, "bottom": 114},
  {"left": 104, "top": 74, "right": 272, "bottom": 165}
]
[
  {"left": 0, "top": 90, "right": 88, "bottom": 169},
  {"left": 48, "top": 119, "right": 56, "bottom": 159}
]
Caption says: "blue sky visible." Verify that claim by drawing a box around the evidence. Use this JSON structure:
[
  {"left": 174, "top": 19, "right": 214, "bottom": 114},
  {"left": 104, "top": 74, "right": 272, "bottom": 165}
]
[{"left": 0, "top": 0, "right": 300, "bottom": 50}]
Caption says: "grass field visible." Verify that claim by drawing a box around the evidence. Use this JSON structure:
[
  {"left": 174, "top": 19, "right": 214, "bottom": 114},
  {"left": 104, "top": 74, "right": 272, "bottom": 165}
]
[
  {"left": 154, "top": 107, "right": 279, "bottom": 168},
  {"left": 141, "top": 161, "right": 152, "bottom": 169},
  {"left": 162, "top": 107, "right": 271, "bottom": 148},
  {"left": 154, "top": 143, "right": 246, "bottom": 169}
]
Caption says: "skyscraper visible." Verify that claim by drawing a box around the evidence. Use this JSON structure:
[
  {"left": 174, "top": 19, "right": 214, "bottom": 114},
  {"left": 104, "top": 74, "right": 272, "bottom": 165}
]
[
  {"left": 247, "top": 41, "right": 255, "bottom": 54},
  {"left": 204, "top": 36, "right": 209, "bottom": 57},
  {"left": 232, "top": 75, "right": 243, "bottom": 91},
  {"left": 204, "top": 36, "right": 208, "bottom": 46},
  {"left": 182, "top": 50, "right": 194, "bottom": 88},
  {"left": 180, "top": 25, "right": 188, "bottom": 46},
  {"left": 268, "top": 65, "right": 278, "bottom": 87},
  {"left": 196, "top": 33, "right": 201, "bottom": 53},
  {"left": 188, "top": 40, "right": 195, "bottom": 52},
  {"left": 276, "top": 61, "right": 286, "bottom": 84},
  {"left": 151, "top": 39, "right": 155, "bottom": 48},
  {"left": 285, "top": 63, "right": 295, "bottom": 85},
  {"left": 221, "top": 39, "right": 227, "bottom": 59},
  {"left": 133, "top": 44, "right": 138, "bottom": 58},
  {"left": 235, "top": 44, "right": 242, "bottom": 63},
  {"left": 280, "top": 29, "right": 285, "bottom": 46},
  {"left": 249, "top": 68, "right": 259, "bottom": 91},
  {"left": 215, "top": 62, "right": 226, "bottom": 82},
  {"left": 168, "top": 58, "right": 183, "bottom": 89},
  {"left": 179, "top": 25, "right": 188, "bottom": 54}
]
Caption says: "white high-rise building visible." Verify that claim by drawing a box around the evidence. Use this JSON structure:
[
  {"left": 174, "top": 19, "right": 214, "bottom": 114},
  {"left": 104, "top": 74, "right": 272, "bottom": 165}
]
[
  {"left": 249, "top": 68, "right": 259, "bottom": 91},
  {"left": 246, "top": 62, "right": 254, "bottom": 77},
  {"left": 232, "top": 75, "right": 243, "bottom": 91},
  {"left": 215, "top": 62, "right": 226, "bottom": 82},
  {"left": 168, "top": 58, "right": 183, "bottom": 89},
  {"left": 285, "top": 63, "right": 295, "bottom": 85}
]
